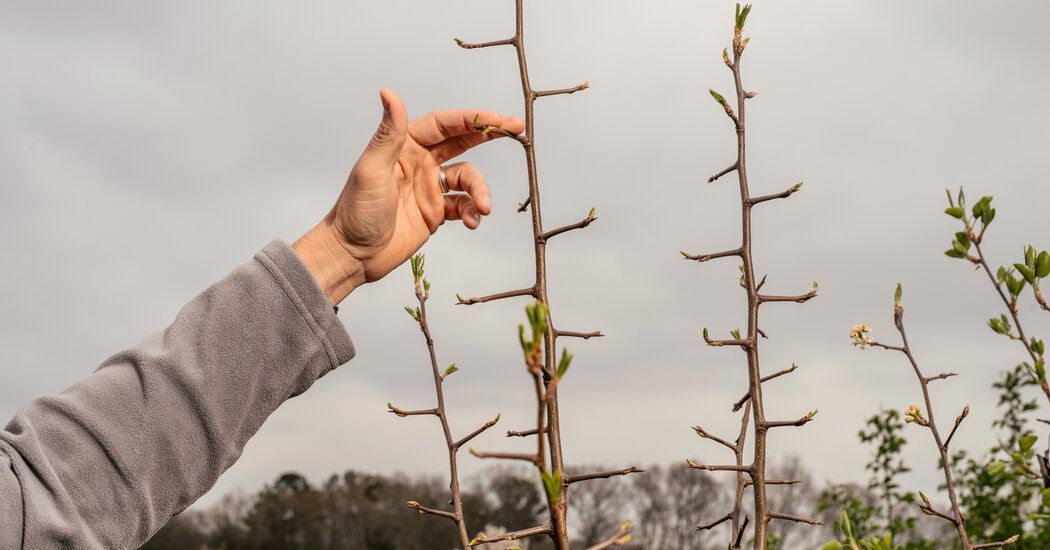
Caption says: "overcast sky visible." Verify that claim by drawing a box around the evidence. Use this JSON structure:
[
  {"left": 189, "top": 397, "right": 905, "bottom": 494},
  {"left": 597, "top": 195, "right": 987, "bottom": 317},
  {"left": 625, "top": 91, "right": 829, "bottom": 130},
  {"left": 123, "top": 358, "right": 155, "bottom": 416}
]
[{"left": 3, "top": 0, "right": 1050, "bottom": 518}]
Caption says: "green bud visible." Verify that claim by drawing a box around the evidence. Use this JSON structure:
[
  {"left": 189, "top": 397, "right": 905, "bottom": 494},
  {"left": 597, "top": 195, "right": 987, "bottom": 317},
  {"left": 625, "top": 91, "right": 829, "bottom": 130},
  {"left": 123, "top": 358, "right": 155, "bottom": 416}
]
[
  {"left": 894, "top": 283, "right": 903, "bottom": 304},
  {"left": 556, "top": 348, "right": 573, "bottom": 380},
  {"left": 730, "top": 328, "right": 741, "bottom": 340},
  {"left": 454, "top": 37, "right": 465, "bottom": 46},
  {"left": 988, "top": 317, "right": 1008, "bottom": 334},
  {"left": 709, "top": 89, "right": 727, "bottom": 106},
  {"left": 1032, "top": 338, "right": 1045, "bottom": 356},
  {"left": 442, "top": 364, "right": 459, "bottom": 379},
  {"left": 945, "top": 188, "right": 956, "bottom": 208},
  {"left": 540, "top": 469, "right": 562, "bottom": 506}
]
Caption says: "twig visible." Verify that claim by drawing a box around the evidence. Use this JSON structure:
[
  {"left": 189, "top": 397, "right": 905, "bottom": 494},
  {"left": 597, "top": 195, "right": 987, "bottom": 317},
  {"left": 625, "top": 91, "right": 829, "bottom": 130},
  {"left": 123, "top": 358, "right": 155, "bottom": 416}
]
[
  {"left": 555, "top": 330, "right": 603, "bottom": 340},
  {"left": 564, "top": 466, "right": 643, "bottom": 484},
  {"left": 583, "top": 522, "right": 633, "bottom": 550},
  {"left": 456, "top": 287, "right": 536, "bottom": 305},
  {"left": 468, "top": 524, "right": 554, "bottom": 546}
]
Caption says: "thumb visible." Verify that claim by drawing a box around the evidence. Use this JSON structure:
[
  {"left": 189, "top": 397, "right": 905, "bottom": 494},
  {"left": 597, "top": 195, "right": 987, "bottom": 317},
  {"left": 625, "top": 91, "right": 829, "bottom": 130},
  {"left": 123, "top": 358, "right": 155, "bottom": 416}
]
[{"left": 361, "top": 88, "right": 408, "bottom": 169}]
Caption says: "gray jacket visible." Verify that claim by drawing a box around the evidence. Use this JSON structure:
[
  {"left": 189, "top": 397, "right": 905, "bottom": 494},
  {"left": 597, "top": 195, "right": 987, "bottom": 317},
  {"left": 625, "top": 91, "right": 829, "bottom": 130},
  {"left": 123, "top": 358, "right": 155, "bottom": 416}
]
[{"left": 0, "top": 240, "right": 355, "bottom": 548}]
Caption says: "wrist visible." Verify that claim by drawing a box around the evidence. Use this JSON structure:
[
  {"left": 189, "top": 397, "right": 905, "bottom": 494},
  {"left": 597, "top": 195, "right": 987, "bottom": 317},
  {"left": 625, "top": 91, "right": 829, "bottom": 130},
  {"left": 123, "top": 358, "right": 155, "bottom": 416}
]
[{"left": 291, "top": 224, "right": 367, "bottom": 306}]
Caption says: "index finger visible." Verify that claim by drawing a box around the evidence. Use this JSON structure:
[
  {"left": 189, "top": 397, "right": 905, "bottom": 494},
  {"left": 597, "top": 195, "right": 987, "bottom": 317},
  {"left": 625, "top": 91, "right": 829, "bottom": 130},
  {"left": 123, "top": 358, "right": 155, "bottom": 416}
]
[{"left": 408, "top": 109, "right": 525, "bottom": 146}]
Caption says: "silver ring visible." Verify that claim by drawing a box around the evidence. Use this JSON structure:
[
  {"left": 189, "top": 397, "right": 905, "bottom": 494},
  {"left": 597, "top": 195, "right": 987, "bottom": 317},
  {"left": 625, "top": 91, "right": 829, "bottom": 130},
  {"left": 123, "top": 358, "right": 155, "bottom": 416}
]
[{"left": 438, "top": 165, "right": 450, "bottom": 193}]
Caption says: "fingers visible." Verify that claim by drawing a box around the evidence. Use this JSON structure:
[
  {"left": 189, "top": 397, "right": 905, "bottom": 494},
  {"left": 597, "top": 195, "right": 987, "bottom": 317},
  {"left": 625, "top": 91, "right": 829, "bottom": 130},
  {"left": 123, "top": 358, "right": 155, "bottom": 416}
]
[
  {"left": 443, "top": 194, "right": 483, "bottom": 230},
  {"left": 441, "top": 162, "right": 491, "bottom": 215},
  {"left": 357, "top": 88, "right": 409, "bottom": 172},
  {"left": 409, "top": 108, "right": 525, "bottom": 147}
]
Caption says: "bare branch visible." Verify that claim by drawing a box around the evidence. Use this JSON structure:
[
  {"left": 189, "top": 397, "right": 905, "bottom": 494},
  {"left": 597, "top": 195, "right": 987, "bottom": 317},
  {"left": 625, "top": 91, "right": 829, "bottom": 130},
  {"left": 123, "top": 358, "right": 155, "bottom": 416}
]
[
  {"left": 540, "top": 210, "right": 597, "bottom": 242},
  {"left": 456, "top": 287, "right": 536, "bottom": 305},
  {"left": 757, "top": 283, "right": 818, "bottom": 304},
  {"left": 405, "top": 500, "right": 459, "bottom": 521},
  {"left": 506, "top": 426, "right": 549, "bottom": 437},
  {"left": 472, "top": 121, "right": 532, "bottom": 146},
  {"left": 918, "top": 502, "right": 958, "bottom": 524},
  {"left": 696, "top": 513, "right": 732, "bottom": 531},
  {"left": 756, "top": 274, "right": 767, "bottom": 291},
  {"left": 765, "top": 410, "right": 817, "bottom": 429},
  {"left": 769, "top": 511, "right": 822, "bottom": 525},
  {"left": 732, "top": 364, "right": 798, "bottom": 411},
  {"left": 924, "top": 372, "right": 959, "bottom": 383},
  {"left": 972, "top": 535, "right": 1020, "bottom": 549},
  {"left": 707, "top": 162, "right": 739, "bottom": 183},
  {"left": 692, "top": 425, "right": 740, "bottom": 452},
  {"left": 469, "top": 448, "right": 539, "bottom": 464},
  {"left": 682, "top": 247, "right": 742, "bottom": 263},
  {"left": 703, "top": 328, "right": 751, "bottom": 348},
  {"left": 749, "top": 182, "right": 803, "bottom": 206},
  {"left": 468, "top": 523, "right": 553, "bottom": 546},
  {"left": 565, "top": 466, "right": 643, "bottom": 484},
  {"left": 686, "top": 460, "right": 751, "bottom": 473},
  {"left": 734, "top": 516, "right": 750, "bottom": 548},
  {"left": 534, "top": 82, "right": 590, "bottom": 98},
  {"left": 556, "top": 330, "right": 603, "bottom": 339},
  {"left": 744, "top": 478, "right": 802, "bottom": 488},
  {"left": 943, "top": 405, "right": 969, "bottom": 450},
  {"left": 387, "top": 403, "right": 439, "bottom": 418},
  {"left": 583, "top": 522, "right": 634, "bottom": 550},
  {"left": 454, "top": 37, "right": 514, "bottom": 49},
  {"left": 454, "top": 414, "right": 501, "bottom": 450}
]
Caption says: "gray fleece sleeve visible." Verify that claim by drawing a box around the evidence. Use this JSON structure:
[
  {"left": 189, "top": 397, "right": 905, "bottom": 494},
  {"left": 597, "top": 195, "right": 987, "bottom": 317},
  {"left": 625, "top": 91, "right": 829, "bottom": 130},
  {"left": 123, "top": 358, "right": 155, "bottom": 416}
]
[{"left": 0, "top": 239, "right": 355, "bottom": 549}]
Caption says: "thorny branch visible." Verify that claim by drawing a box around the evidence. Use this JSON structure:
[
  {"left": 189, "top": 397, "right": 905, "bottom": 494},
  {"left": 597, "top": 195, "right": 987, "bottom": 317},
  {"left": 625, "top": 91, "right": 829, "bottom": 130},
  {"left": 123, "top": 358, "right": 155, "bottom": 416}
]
[
  {"left": 857, "top": 286, "right": 1019, "bottom": 549},
  {"left": 687, "top": 6, "right": 818, "bottom": 548},
  {"left": 396, "top": 255, "right": 499, "bottom": 547},
  {"left": 454, "top": 2, "right": 633, "bottom": 547}
]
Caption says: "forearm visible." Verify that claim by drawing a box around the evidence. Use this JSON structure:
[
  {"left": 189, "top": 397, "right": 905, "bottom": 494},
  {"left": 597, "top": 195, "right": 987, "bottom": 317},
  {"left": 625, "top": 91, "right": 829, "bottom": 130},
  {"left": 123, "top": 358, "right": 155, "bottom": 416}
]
[{"left": 0, "top": 240, "right": 354, "bottom": 548}]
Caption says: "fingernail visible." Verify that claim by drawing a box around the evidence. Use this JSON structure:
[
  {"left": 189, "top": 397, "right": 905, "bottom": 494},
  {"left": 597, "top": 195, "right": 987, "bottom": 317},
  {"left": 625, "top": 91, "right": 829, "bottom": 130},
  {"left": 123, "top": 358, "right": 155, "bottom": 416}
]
[{"left": 472, "top": 212, "right": 481, "bottom": 226}]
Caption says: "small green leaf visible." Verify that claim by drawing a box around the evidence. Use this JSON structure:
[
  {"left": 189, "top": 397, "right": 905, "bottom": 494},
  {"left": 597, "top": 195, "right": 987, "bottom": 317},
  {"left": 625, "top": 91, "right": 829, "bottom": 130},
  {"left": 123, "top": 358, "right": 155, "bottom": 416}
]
[
  {"left": 1010, "top": 452, "right": 1026, "bottom": 466},
  {"left": 945, "top": 248, "right": 966, "bottom": 259},
  {"left": 1027, "top": 246, "right": 1038, "bottom": 268},
  {"left": 821, "top": 543, "right": 843, "bottom": 550},
  {"left": 680, "top": 251, "right": 690, "bottom": 257},
  {"left": 709, "top": 89, "right": 727, "bottom": 106},
  {"left": 556, "top": 349, "right": 573, "bottom": 380},
  {"left": 1021, "top": 435, "right": 1038, "bottom": 453},
  {"left": 404, "top": 306, "right": 418, "bottom": 319},
  {"left": 955, "top": 232, "right": 970, "bottom": 250},
  {"left": 730, "top": 328, "right": 741, "bottom": 340},
  {"left": 540, "top": 469, "right": 562, "bottom": 506},
  {"left": 944, "top": 206, "right": 964, "bottom": 219},
  {"left": 1016, "top": 263, "right": 1037, "bottom": 285},
  {"left": 442, "top": 364, "right": 459, "bottom": 379},
  {"left": 945, "top": 188, "right": 955, "bottom": 208},
  {"left": 454, "top": 37, "right": 465, "bottom": 46},
  {"left": 988, "top": 318, "right": 1007, "bottom": 334},
  {"left": 1037, "top": 251, "right": 1050, "bottom": 278},
  {"left": 894, "top": 283, "right": 903, "bottom": 303}
]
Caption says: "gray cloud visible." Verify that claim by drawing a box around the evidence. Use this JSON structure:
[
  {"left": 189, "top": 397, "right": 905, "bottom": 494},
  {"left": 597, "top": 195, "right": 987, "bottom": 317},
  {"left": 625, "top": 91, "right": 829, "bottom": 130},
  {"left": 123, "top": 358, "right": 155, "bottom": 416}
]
[{"left": 2, "top": 0, "right": 1049, "bottom": 515}]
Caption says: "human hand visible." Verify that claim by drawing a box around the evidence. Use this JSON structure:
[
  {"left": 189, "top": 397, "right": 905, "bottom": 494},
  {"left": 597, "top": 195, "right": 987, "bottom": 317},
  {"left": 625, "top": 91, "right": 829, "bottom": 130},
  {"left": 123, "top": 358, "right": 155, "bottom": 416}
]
[{"left": 293, "top": 88, "right": 525, "bottom": 306}]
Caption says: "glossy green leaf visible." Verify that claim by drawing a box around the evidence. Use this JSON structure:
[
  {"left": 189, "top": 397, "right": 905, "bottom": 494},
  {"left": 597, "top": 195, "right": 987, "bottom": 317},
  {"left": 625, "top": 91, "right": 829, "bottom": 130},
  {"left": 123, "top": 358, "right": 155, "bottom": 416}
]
[
  {"left": 1021, "top": 434, "right": 1038, "bottom": 453},
  {"left": 1016, "top": 263, "right": 1037, "bottom": 285},
  {"left": 944, "top": 206, "right": 964, "bottom": 219},
  {"left": 945, "top": 248, "right": 966, "bottom": 259},
  {"left": 1037, "top": 251, "right": 1050, "bottom": 278}
]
